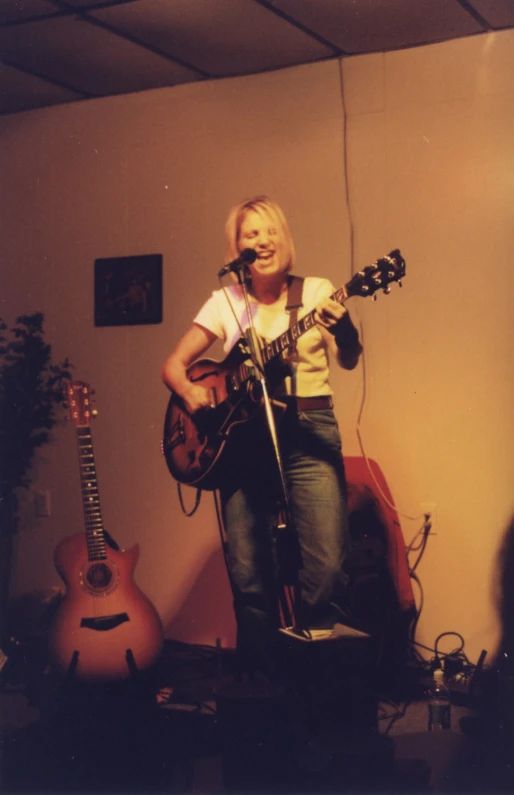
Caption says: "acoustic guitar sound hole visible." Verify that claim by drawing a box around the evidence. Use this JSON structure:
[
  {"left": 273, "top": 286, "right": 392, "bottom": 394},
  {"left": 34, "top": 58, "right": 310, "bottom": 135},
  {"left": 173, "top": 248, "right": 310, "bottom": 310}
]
[{"left": 86, "top": 563, "right": 112, "bottom": 589}]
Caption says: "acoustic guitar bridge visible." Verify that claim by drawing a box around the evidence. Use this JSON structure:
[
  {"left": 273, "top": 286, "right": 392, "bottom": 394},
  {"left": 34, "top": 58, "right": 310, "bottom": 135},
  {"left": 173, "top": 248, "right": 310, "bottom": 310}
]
[{"left": 80, "top": 612, "right": 129, "bottom": 631}]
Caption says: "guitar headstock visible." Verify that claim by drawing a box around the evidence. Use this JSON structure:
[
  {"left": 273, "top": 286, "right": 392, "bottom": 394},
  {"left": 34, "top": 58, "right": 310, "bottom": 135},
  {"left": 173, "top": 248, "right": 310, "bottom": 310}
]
[
  {"left": 347, "top": 249, "right": 406, "bottom": 300},
  {"left": 65, "top": 381, "right": 97, "bottom": 427}
]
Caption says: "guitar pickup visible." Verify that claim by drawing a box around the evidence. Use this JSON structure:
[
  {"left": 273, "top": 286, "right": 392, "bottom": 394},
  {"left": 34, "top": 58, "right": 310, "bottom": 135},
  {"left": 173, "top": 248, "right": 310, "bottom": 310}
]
[
  {"left": 80, "top": 613, "right": 129, "bottom": 631},
  {"left": 166, "top": 417, "right": 186, "bottom": 450}
]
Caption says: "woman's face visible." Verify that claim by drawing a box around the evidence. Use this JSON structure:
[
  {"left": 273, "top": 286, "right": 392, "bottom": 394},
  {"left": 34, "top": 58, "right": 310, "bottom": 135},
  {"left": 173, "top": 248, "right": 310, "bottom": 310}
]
[{"left": 238, "top": 209, "right": 290, "bottom": 280}]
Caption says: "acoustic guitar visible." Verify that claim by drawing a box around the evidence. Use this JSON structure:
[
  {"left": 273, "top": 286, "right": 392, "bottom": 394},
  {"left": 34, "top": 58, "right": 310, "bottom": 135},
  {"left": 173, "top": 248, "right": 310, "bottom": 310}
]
[
  {"left": 162, "top": 250, "right": 406, "bottom": 491},
  {"left": 49, "top": 381, "right": 164, "bottom": 681}
]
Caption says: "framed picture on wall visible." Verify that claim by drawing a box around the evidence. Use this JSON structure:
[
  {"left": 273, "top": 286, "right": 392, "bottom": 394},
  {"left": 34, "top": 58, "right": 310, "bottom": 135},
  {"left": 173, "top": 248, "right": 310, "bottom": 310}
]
[{"left": 94, "top": 254, "right": 163, "bottom": 327}]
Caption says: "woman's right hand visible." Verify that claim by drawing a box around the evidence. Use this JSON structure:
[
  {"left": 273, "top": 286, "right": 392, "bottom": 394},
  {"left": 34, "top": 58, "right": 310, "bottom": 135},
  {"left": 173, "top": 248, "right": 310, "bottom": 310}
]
[
  {"left": 162, "top": 323, "right": 219, "bottom": 414},
  {"left": 183, "top": 384, "right": 213, "bottom": 415}
]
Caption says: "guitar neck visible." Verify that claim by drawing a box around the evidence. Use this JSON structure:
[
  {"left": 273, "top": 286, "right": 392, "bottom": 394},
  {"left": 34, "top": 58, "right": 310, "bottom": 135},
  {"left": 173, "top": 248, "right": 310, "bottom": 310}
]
[
  {"left": 260, "top": 284, "right": 348, "bottom": 365},
  {"left": 76, "top": 425, "right": 106, "bottom": 560},
  {"left": 258, "top": 250, "right": 405, "bottom": 363}
]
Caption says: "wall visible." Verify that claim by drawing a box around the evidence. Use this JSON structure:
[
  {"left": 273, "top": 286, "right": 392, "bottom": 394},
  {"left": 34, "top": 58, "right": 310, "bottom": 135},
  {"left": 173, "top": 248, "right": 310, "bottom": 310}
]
[
  {"left": 341, "top": 30, "right": 514, "bottom": 663},
  {"left": 1, "top": 30, "right": 513, "bottom": 663},
  {"left": 1, "top": 58, "right": 351, "bottom": 650}
]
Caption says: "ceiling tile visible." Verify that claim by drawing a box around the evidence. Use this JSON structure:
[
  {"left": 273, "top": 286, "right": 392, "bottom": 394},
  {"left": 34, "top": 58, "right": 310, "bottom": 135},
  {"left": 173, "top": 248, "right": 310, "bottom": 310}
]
[
  {"left": 271, "top": 0, "right": 485, "bottom": 54},
  {"left": 0, "top": 15, "right": 204, "bottom": 96},
  {"left": 0, "top": 0, "right": 60, "bottom": 24},
  {"left": 0, "top": 60, "right": 80, "bottom": 113},
  {"left": 92, "top": 0, "right": 335, "bottom": 77},
  {"left": 62, "top": 0, "right": 135, "bottom": 5},
  {"left": 466, "top": 0, "right": 514, "bottom": 29},
  {"left": 1, "top": 0, "right": 511, "bottom": 115}
]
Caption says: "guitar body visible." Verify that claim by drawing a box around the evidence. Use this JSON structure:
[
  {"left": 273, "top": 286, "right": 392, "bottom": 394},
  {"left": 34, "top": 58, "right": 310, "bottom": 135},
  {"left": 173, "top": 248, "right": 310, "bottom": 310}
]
[
  {"left": 49, "top": 533, "right": 164, "bottom": 681},
  {"left": 163, "top": 343, "right": 268, "bottom": 490}
]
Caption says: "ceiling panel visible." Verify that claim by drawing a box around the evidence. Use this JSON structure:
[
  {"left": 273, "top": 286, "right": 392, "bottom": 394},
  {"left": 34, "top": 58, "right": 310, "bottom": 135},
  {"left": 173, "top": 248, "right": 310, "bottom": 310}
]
[
  {"left": 466, "top": 0, "right": 514, "bottom": 28},
  {"left": 0, "top": 0, "right": 60, "bottom": 24},
  {"left": 0, "top": 59, "right": 80, "bottom": 113},
  {"left": 59, "top": 0, "right": 134, "bottom": 6},
  {"left": 0, "top": 14, "right": 204, "bottom": 96},
  {"left": 92, "top": 0, "right": 335, "bottom": 78},
  {"left": 271, "top": 0, "right": 485, "bottom": 54},
  {"left": 0, "top": 0, "right": 512, "bottom": 115}
]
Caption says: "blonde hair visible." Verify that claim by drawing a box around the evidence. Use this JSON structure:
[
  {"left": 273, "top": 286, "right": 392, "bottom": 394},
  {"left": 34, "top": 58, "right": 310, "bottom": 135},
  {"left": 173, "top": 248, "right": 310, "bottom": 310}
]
[{"left": 224, "top": 195, "right": 296, "bottom": 272}]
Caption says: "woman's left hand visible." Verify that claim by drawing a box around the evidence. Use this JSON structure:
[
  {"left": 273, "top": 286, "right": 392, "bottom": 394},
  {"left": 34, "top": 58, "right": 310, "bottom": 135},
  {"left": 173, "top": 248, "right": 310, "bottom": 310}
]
[{"left": 314, "top": 298, "right": 347, "bottom": 333}]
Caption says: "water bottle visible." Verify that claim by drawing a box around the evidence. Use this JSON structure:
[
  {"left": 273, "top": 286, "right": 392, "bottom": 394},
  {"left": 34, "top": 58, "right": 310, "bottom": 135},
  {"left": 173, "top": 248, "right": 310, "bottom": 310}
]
[{"left": 428, "top": 668, "right": 451, "bottom": 731}]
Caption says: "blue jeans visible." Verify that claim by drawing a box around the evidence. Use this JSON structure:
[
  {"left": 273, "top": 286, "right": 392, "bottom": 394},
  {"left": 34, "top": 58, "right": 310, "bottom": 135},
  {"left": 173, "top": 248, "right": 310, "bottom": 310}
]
[{"left": 220, "top": 406, "right": 350, "bottom": 676}]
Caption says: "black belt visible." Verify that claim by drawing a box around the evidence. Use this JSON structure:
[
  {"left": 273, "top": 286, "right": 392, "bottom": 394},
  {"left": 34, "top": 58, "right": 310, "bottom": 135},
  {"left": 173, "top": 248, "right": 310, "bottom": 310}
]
[{"left": 280, "top": 395, "right": 333, "bottom": 411}]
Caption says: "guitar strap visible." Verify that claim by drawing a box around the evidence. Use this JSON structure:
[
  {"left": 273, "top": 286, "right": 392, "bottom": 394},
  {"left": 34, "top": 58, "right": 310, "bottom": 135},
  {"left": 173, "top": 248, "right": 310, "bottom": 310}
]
[
  {"left": 285, "top": 274, "right": 304, "bottom": 322},
  {"left": 285, "top": 275, "right": 304, "bottom": 395}
]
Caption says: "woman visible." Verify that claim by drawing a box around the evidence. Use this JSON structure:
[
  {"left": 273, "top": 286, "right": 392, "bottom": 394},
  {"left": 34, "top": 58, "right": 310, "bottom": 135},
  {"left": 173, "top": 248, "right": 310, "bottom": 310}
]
[{"left": 162, "top": 196, "right": 362, "bottom": 681}]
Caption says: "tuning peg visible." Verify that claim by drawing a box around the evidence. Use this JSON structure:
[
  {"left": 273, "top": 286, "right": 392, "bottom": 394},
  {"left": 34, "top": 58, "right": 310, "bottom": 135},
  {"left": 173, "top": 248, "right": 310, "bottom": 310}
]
[
  {"left": 373, "top": 294, "right": 377, "bottom": 302},
  {"left": 398, "top": 280, "right": 403, "bottom": 288},
  {"left": 91, "top": 409, "right": 98, "bottom": 418},
  {"left": 383, "top": 286, "right": 391, "bottom": 295}
]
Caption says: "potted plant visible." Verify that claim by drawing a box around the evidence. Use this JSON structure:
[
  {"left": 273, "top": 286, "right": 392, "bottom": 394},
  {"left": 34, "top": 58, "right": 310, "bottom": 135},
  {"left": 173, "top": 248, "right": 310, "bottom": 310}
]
[{"left": 0, "top": 313, "right": 72, "bottom": 645}]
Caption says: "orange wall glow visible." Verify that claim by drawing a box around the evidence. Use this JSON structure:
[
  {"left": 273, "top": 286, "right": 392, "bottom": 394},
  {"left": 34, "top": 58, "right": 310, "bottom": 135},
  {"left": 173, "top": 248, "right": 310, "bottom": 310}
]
[{"left": 1, "top": 30, "right": 513, "bottom": 663}]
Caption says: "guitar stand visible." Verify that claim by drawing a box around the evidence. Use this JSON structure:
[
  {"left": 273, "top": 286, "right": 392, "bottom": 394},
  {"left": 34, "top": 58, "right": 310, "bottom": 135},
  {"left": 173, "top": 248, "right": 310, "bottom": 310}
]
[
  {"left": 65, "top": 650, "right": 80, "bottom": 680},
  {"left": 64, "top": 647, "right": 139, "bottom": 680},
  {"left": 55, "top": 647, "right": 161, "bottom": 729},
  {"left": 125, "top": 647, "right": 139, "bottom": 677},
  {"left": 58, "top": 648, "right": 143, "bottom": 713}
]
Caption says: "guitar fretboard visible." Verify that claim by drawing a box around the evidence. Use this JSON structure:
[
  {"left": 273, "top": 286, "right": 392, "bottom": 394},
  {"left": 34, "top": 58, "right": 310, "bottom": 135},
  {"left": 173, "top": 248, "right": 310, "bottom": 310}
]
[
  {"left": 255, "top": 249, "right": 404, "bottom": 366},
  {"left": 76, "top": 427, "right": 106, "bottom": 561},
  {"left": 260, "top": 285, "right": 348, "bottom": 365},
  {"left": 230, "top": 251, "right": 404, "bottom": 390}
]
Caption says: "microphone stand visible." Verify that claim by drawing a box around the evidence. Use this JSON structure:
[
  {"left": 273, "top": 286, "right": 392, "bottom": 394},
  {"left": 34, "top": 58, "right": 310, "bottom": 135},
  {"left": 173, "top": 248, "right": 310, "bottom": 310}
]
[{"left": 235, "top": 266, "right": 303, "bottom": 630}]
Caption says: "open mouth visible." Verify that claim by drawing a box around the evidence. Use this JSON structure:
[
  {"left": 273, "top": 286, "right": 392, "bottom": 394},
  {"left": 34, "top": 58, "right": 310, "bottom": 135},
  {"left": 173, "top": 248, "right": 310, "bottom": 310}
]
[{"left": 257, "top": 251, "right": 275, "bottom": 263}]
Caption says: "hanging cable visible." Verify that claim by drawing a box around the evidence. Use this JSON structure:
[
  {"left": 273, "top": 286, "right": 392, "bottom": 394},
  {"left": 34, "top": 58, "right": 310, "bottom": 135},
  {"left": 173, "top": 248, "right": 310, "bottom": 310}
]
[
  {"left": 338, "top": 58, "right": 425, "bottom": 525},
  {"left": 338, "top": 58, "right": 355, "bottom": 274},
  {"left": 177, "top": 483, "right": 202, "bottom": 517},
  {"left": 407, "top": 517, "right": 433, "bottom": 573}
]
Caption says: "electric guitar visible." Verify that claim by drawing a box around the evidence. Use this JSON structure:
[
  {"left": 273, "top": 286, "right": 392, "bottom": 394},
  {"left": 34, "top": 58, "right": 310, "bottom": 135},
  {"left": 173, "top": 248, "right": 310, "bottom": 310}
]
[
  {"left": 49, "top": 381, "right": 164, "bottom": 681},
  {"left": 162, "top": 250, "right": 406, "bottom": 491}
]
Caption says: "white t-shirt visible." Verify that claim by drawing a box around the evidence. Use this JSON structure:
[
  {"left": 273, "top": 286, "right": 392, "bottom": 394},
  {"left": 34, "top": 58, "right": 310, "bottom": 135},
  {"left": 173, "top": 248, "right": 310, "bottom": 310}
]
[{"left": 194, "top": 277, "right": 338, "bottom": 397}]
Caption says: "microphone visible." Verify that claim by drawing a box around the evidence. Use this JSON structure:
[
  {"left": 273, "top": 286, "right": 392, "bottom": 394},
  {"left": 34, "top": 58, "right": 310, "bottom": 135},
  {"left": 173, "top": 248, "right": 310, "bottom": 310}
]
[{"left": 218, "top": 248, "right": 257, "bottom": 277}]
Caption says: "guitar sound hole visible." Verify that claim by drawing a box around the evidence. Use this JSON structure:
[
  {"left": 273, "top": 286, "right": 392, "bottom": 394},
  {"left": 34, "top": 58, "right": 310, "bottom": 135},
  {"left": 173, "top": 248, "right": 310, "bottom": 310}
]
[{"left": 86, "top": 563, "right": 112, "bottom": 589}]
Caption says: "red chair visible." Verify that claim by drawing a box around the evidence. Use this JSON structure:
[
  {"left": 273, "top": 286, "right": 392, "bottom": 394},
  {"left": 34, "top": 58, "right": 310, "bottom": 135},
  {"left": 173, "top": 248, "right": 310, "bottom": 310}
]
[{"left": 345, "top": 456, "right": 415, "bottom": 617}]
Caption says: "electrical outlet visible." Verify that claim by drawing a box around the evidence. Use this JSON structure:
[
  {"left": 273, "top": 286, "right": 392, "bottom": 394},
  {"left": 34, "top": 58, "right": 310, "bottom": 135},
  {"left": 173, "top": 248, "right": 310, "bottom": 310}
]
[
  {"left": 35, "top": 489, "right": 51, "bottom": 517},
  {"left": 421, "top": 502, "right": 437, "bottom": 533}
]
